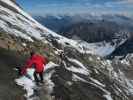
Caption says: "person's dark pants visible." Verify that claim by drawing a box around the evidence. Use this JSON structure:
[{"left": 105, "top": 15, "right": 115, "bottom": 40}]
[{"left": 33, "top": 71, "right": 44, "bottom": 83}]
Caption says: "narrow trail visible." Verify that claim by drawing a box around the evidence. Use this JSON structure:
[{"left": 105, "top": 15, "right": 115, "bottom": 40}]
[{"left": 15, "top": 62, "right": 58, "bottom": 100}]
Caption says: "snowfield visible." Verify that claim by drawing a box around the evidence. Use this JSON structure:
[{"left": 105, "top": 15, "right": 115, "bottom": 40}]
[{"left": 15, "top": 68, "right": 35, "bottom": 99}]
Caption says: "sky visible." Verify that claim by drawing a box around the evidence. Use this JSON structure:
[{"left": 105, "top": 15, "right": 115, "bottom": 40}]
[{"left": 16, "top": 0, "right": 133, "bottom": 17}]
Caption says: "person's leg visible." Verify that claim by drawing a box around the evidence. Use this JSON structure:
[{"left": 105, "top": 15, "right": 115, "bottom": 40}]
[
  {"left": 33, "top": 71, "right": 39, "bottom": 83},
  {"left": 39, "top": 72, "right": 44, "bottom": 83}
]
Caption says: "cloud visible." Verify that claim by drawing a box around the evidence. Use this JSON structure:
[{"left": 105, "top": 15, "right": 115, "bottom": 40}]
[
  {"left": 22, "top": 0, "right": 133, "bottom": 17},
  {"left": 126, "top": 0, "right": 133, "bottom": 3}
]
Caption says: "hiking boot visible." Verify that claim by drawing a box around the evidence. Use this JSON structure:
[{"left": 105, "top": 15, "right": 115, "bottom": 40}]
[
  {"left": 34, "top": 80, "right": 40, "bottom": 86},
  {"left": 40, "top": 81, "right": 44, "bottom": 84}
]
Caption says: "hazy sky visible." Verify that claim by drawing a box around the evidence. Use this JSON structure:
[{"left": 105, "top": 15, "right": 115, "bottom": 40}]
[{"left": 16, "top": 0, "right": 133, "bottom": 16}]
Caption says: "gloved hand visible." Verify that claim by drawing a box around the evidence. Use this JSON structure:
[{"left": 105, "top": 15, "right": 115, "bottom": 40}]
[{"left": 20, "top": 67, "right": 27, "bottom": 75}]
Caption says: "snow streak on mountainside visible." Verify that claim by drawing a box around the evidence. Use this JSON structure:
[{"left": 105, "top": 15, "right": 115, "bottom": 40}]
[{"left": 0, "top": 0, "right": 129, "bottom": 57}]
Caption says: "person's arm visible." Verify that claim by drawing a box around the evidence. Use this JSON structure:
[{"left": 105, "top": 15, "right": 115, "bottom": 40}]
[
  {"left": 21, "top": 59, "right": 33, "bottom": 75},
  {"left": 21, "top": 66, "right": 27, "bottom": 75}
]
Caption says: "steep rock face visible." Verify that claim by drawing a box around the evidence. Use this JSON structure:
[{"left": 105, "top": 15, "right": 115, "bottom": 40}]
[{"left": 49, "top": 49, "right": 133, "bottom": 100}]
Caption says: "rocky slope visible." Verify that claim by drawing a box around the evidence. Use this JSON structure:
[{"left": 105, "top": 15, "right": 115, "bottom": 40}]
[{"left": 0, "top": 0, "right": 133, "bottom": 100}]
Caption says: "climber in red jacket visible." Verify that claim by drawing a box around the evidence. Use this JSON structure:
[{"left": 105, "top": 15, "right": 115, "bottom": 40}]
[{"left": 21, "top": 51, "right": 47, "bottom": 84}]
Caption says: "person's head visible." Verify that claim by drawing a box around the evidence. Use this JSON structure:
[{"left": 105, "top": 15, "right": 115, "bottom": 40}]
[{"left": 30, "top": 51, "right": 35, "bottom": 57}]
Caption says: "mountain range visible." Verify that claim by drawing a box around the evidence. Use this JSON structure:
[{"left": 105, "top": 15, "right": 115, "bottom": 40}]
[{"left": 34, "top": 14, "right": 133, "bottom": 56}]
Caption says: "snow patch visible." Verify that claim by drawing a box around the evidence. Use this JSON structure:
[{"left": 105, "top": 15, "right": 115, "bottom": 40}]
[
  {"left": 121, "top": 59, "right": 130, "bottom": 66},
  {"left": 90, "top": 78, "right": 105, "bottom": 87},
  {"left": 103, "top": 93, "right": 113, "bottom": 100},
  {"left": 22, "top": 43, "right": 27, "bottom": 47},
  {"left": 66, "top": 66, "right": 89, "bottom": 75},
  {"left": 43, "top": 62, "right": 58, "bottom": 94},
  {"left": 72, "top": 74, "right": 88, "bottom": 83},
  {"left": 66, "top": 58, "right": 89, "bottom": 75},
  {"left": 15, "top": 68, "right": 35, "bottom": 99},
  {"left": 45, "top": 61, "right": 58, "bottom": 70}
]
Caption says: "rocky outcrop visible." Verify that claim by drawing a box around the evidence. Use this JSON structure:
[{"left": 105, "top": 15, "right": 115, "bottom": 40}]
[{"left": 49, "top": 50, "right": 133, "bottom": 100}]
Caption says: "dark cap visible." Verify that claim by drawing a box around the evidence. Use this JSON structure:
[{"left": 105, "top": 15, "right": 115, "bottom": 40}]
[{"left": 30, "top": 51, "right": 35, "bottom": 56}]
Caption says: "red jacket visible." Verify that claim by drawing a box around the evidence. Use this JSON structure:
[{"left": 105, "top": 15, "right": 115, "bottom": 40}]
[{"left": 21, "top": 54, "right": 47, "bottom": 75}]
